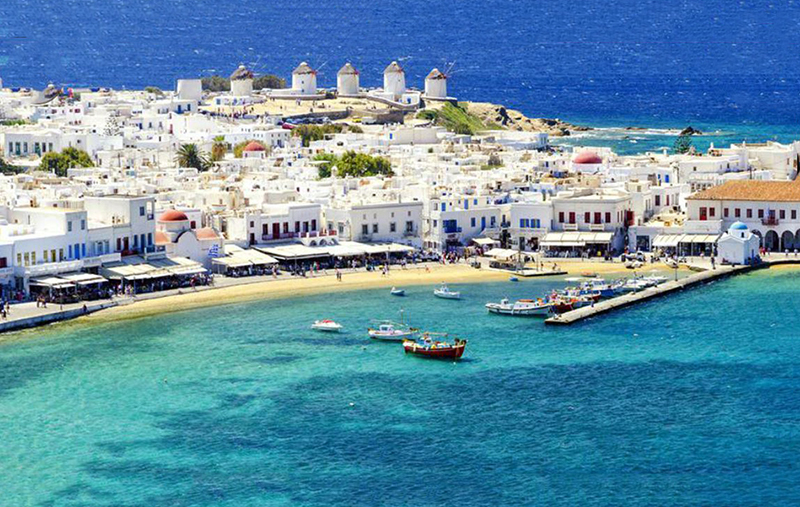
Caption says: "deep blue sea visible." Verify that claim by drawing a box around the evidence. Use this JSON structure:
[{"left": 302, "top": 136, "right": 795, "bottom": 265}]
[
  {"left": 1, "top": 269, "right": 800, "bottom": 506},
  {"left": 2, "top": 0, "right": 800, "bottom": 153}
]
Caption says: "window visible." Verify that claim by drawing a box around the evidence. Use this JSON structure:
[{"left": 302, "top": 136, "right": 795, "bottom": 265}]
[
  {"left": 67, "top": 221, "right": 73, "bottom": 232},
  {"left": 793, "top": 210, "right": 797, "bottom": 220},
  {"left": 655, "top": 195, "right": 661, "bottom": 206},
  {"left": 139, "top": 206, "right": 145, "bottom": 216},
  {"left": 758, "top": 209, "right": 764, "bottom": 219},
  {"left": 520, "top": 218, "right": 526, "bottom": 228},
  {"left": 390, "top": 222, "right": 397, "bottom": 233},
  {"left": 709, "top": 208, "right": 715, "bottom": 218},
  {"left": 372, "top": 224, "right": 378, "bottom": 233},
  {"left": 584, "top": 212, "right": 591, "bottom": 223},
  {"left": 81, "top": 219, "right": 86, "bottom": 230},
  {"left": 471, "top": 217, "right": 476, "bottom": 227},
  {"left": 724, "top": 208, "right": 729, "bottom": 218},
  {"left": 294, "top": 221, "right": 300, "bottom": 233},
  {"left": 747, "top": 209, "right": 753, "bottom": 219},
  {"left": 605, "top": 212, "right": 611, "bottom": 223},
  {"left": 699, "top": 207, "right": 707, "bottom": 220},
  {"left": 406, "top": 221, "right": 414, "bottom": 232},
  {"left": 594, "top": 212, "right": 601, "bottom": 224},
  {"left": 780, "top": 210, "right": 786, "bottom": 220},
  {"left": 559, "top": 212, "right": 565, "bottom": 223},
  {"left": 362, "top": 224, "right": 369, "bottom": 235},
  {"left": 735, "top": 208, "right": 741, "bottom": 218}
]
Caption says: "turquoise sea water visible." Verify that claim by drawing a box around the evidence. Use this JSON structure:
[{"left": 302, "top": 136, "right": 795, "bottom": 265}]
[{"left": 1, "top": 269, "right": 799, "bottom": 506}]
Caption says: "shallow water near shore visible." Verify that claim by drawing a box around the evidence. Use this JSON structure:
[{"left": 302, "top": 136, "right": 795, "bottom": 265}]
[{"left": 1, "top": 269, "right": 799, "bottom": 506}]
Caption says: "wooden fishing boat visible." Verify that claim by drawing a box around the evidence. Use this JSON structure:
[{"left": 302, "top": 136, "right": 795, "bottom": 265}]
[{"left": 403, "top": 334, "right": 467, "bottom": 360}]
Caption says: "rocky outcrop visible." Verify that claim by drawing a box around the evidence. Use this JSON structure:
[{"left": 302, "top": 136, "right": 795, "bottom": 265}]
[
  {"left": 679, "top": 126, "right": 703, "bottom": 136},
  {"left": 463, "top": 101, "right": 592, "bottom": 136}
]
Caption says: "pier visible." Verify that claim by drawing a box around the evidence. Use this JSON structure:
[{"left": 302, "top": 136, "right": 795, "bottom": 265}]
[{"left": 545, "top": 264, "right": 751, "bottom": 325}]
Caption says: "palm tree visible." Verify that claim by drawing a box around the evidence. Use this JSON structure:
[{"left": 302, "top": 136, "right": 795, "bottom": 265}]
[
  {"left": 211, "top": 136, "right": 227, "bottom": 162},
  {"left": 175, "top": 143, "right": 210, "bottom": 171}
]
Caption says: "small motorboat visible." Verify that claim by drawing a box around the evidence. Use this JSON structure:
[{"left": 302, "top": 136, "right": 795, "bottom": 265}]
[
  {"left": 368, "top": 321, "right": 419, "bottom": 342},
  {"left": 390, "top": 287, "right": 406, "bottom": 296},
  {"left": 433, "top": 283, "right": 461, "bottom": 300},
  {"left": 486, "top": 298, "right": 552, "bottom": 316},
  {"left": 509, "top": 276, "right": 519, "bottom": 282},
  {"left": 311, "top": 319, "right": 343, "bottom": 332},
  {"left": 403, "top": 333, "right": 466, "bottom": 360}
]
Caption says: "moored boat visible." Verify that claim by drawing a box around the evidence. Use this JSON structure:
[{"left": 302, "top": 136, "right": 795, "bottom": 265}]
[
  {"left": 433, "top": 283, "right": 461, "bottom": 300},
  {"left": 312, "top": 319, "right": 343, "bottom": 332},
  {"left": 368, "top": 321, "right": 419, "bottom": 341},
  {"left": 403, "top": 333, "right": 467, "bottom": 360},
  {"left": 390, "top": 287, "right": 406, "bottom": 296},
  {"left": 485, "top": 297, "right": 552, "bottom": 316}
]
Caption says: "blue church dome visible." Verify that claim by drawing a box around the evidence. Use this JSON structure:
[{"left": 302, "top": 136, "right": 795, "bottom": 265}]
[{"left": 730, "top": 221, "right": 748, "bottom": 231}]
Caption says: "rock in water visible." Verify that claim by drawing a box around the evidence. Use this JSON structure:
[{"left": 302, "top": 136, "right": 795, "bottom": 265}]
[{"left": 679, "top": 126, "right": 703, "bottom": 136}]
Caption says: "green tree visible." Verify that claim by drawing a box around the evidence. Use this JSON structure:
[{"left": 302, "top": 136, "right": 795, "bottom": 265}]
[
  {"left": 253, "top": 75, "right": 286, "bottom": 90},
  {"left": 39, "top": 148, "right": 94, "bottom": 177},
  {"left": 314, "top": 151, "right": 393, "bottom": 179},
  {"left": 175, "top": 143, "right": 211, "bottom": 171},
  {"left": 201, "top": 75, "right": 231, "bottom": 92},
  {"left": 144, "top": 86, "right": 164, "bottom": 96},
  {"left": 0, "top": 156, "right": 23, "bottom": 175},
  {"left": 673, "top": 133, "right": 694, "bottom": 154},
  {"left": 211, "top": 136, "right": 228, "bottom": 162}
]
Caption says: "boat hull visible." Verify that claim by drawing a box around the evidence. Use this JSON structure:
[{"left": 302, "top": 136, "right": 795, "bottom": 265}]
[
  {"left": 486, "top": 304, "right": 551, "bottom": 316},
  {"left": 403, "top": 342, "right": 466, "bottom": 360},
  {"left": 434, "top": 291, "right": 460, "bottom": 300}
]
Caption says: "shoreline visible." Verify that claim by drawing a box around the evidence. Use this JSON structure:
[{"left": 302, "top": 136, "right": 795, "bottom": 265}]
[
  {"left": 0, "top": 259, "right": 694, "bottom": 343},
  {"left": 83, "top": 260, "right": 682, "bottom": 326}
]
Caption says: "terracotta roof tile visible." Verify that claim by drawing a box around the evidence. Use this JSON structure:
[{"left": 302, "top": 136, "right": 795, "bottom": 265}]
[{"left": 689, "top": 180, "right": 800, "bottom": 202}]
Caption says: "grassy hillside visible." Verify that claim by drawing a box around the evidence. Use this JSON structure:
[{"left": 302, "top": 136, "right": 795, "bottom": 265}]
[{"left": 417, "top": 102, "right": 500, "bottom": 135}]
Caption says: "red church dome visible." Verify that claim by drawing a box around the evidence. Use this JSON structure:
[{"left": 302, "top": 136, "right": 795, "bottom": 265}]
[
  {"left": 243, "top": 141, "right": 266, "bottom": 152},
  {"left": 158, "top": 210, "right": 189, "bottom": 222},
  {"left": 573, "top": 151, "right": 603, "bottom": 164}
]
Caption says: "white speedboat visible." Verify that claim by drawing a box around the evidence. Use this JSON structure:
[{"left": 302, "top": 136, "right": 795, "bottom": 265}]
[
  {"left": 311, "top": 319, "right": 343, "bottom": 332},
  {"left": 485, "top": 298, "right": 552, "bottom": 316},
  {"left": 368, "top": 322, "right": 419, "bottom": 342},
  {"left": 433, "top": 284, "right": 461, "bottom": 300},
  {"left": 390, "top": 287, "right": 406, "bottom": 296}
]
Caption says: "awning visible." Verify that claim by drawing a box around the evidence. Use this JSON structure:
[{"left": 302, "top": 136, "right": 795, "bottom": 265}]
[
  {"left": 680, "top": 234, "right": 720, "bottom": 244},
  {"left": 472, "top": 237, "right": 497, "bottom": 246},
  {"left": 540, "top": 232, "right": 613, "bottom": 247},
  {"left": 484, "top": 248, "right": 520, "bottom": 259},
  {"left": 30, "top": 276, "right": 68, "bottom": 287},
  {"left": 258, "top": 244, "right": 332, "bottom": 260},
  {"left": 652, "top": 234, "right": 685, "bottom": 248},
  {"left": 361, "top": 243, "right": 416, "bottom": 255},
  {"left": 59, "top": 272, "right": 108, "bottom": 285}
]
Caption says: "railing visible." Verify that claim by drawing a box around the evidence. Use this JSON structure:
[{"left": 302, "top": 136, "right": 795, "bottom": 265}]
[
  {"left": 443, "top": 227, "right": 462, "bottom": 234},
  {"left": 762, "top": 217, "right": 779, "bottom": 226},
  {"left": 589, "top": 223, "right": 606, "bottom": 231},
  {"left": 563, "top": 223, "right": 578, "bottom": 231}
]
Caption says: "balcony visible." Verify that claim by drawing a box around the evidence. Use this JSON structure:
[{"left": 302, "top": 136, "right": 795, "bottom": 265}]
[
  {"left": 443, "top": 226, "right": 462, "bottom": 234},
  {"left": 762, "top": 217, "right": 779, "bottom": 227},
  {"left": 563, "top": 223, "right": 578, "bottom": 231}
]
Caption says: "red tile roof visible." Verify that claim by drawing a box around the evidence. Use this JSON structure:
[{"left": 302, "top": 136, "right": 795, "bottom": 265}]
[{"left": 688, "top": 180, "right": 800, "bottom": 202}]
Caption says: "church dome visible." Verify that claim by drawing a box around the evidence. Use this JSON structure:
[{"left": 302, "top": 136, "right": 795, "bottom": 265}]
[
  {"left": 158, "top": 210, "right": 189, "bottom": 222},
  {"left": 730, "top": 221, "right": 748, "bottom": 231},
  {"left": 243, "top": 141, "right": 266, "bottom": 152},
  {"left": 573, "top": 151, "right": 603, "bottom": 164}
]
